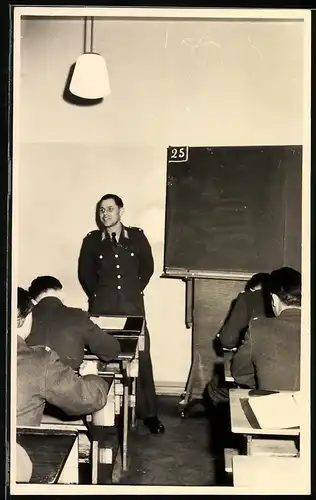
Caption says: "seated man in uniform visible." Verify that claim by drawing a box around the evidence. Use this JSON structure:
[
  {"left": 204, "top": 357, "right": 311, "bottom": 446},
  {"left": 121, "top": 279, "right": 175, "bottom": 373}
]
[
  {"left": 16, "top": 287, "right": 110, "bottom": 481},
  {"left": 217, "top": 272, "right": 272, "bottom": 351},
  {"left": 231, "top": 267, "right": 301, "bottom": 391},
  {"left": 207, "top": 271, "right": 275, "bottom": 411},
  {"left": 26, "top": 275, "right": 121, "bottom": 370},
  {"left": 204, "top": 267, "right": 301, "bottom": 485}
]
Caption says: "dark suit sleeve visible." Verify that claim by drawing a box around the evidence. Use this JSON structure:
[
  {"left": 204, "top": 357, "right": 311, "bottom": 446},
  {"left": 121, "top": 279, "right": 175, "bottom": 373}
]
[
  {"left": 137, "top": 230, "right": 154, "bottom": 290},
  {"left": 78, "top": 235, "right": 98, "bottom": 298},
  {"left": 44, "top": 350, "right": 109, "bottom": 416},
  {"left": 218, "top": 293, "right": 250, "bottom": 349},
  {"left": 231, "top": 331, "right": 256, "bottom": 389},
  {"left": 82, "top": 314, "right": 121, "bottom": 361}
]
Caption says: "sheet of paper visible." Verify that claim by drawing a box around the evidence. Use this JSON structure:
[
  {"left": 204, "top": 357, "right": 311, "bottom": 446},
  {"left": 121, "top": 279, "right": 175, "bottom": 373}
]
[
  {"left": 248, "top": 392, "right": 300, "bottom": 429},
  {"left": 90, "top": 316, "right": 127, "bottom": 330}
]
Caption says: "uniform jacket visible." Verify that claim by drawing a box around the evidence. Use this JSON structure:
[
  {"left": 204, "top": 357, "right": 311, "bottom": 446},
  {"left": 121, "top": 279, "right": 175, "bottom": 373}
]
[
  {"left": 26, "top": 297, "right": 121, "bottom": 369},
  {"left": 17, "top": 336, "right": 109, "bottom": 427},
  {"left": 231, "top": 308, "right": 301, "bottom": 391},
  {"left": 78, "top": 225, "right": 154, "bottom": 316},
  {"left": 218, "top": 289, "right": 273, "bottom": 350}
]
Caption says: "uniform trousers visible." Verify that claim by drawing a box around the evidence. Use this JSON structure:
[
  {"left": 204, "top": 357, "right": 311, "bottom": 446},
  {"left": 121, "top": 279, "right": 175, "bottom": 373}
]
[{"left": 136, "top": 325, "right": 158, "bottom": 420}]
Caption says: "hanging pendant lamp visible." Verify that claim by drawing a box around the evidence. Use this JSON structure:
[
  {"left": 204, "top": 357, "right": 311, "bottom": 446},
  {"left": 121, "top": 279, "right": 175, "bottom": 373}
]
[{"left": 69, "top": 17, "right": 111, "bottom": 99}]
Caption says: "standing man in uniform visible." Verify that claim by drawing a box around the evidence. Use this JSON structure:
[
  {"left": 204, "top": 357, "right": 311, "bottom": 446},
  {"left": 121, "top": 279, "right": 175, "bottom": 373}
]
[{"left": 78, "top": 194, "right": 164, "bottom": 434}]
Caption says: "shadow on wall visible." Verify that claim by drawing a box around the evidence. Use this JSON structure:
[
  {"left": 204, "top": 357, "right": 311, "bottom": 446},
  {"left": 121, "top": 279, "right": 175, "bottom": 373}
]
[{"left": 63, "top": 63, "right": 103, "bottom": 107}]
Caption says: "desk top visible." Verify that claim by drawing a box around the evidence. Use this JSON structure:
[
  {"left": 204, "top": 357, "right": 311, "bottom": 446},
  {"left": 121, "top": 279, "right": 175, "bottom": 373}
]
[
  {"left": 85, "top": 337, "right": 138, "bottom": 362},
  {"left": 17, "top": 428, "right": 77, "bottom": 484},
  {"left": 229, "top": 389, "right": 300, "bottom": 436},
  {"left": 232, "top": 455, "right": 304, "bottom": 492},
  {"left": 90, "top": 315, "right": 145, "bottom": 334}
]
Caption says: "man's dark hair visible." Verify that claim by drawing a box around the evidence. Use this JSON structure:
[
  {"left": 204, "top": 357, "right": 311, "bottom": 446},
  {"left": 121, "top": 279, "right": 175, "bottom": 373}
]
[
  {"left": 99, "top": 194, "right": 123, "bottom": 209},
  {"left": 268, "top": 267, "right": 301, "bottom": 307},
  {"left": 18, "top": 287, "right": 33, "bottom": 320},
  {"left": 28, "top": 276, "right": 63, "bottom": 300},
  {"left": 95, "top": 194, "right": 124, "bottom": 230},
  {"left": 244, "top": 272, "right": 270, "bottom": 292}
]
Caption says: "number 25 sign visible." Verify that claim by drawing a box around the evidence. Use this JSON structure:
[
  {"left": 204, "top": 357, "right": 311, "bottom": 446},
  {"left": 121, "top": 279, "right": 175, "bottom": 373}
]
[{"left": 168, "top": 146, "right": 188, "bottom": 163}]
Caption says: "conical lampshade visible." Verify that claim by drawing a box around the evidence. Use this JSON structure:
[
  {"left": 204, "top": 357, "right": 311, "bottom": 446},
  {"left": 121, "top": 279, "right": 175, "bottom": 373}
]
[{"left": 69, "top": 52, "right": 111, "bottom": 99}]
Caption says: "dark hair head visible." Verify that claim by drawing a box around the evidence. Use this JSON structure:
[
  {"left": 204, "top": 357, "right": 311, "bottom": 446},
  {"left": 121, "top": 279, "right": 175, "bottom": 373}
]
[
  {"left": 268, "top": 267, "right": 301, "bottom": 306},
  {"left": 95, "top": 194, "right": 124, "bottom": 230},
  {"left": 99, "top": 194, "right": 123, "bottom": 209},
  {"left": 244, "top": 272, "right": 271, "bottom": 292},
  {"left": 28, "top": 276, "right": 62, "bottom": 300},
  {"left": 17, "top": 287, "right": 33, "bottom": 321}
]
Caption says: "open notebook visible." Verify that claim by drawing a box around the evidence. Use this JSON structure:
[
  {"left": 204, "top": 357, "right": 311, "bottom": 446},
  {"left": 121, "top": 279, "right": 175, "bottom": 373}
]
[{"left": 247, "top": 392, "right": 301, "bottom": 429}]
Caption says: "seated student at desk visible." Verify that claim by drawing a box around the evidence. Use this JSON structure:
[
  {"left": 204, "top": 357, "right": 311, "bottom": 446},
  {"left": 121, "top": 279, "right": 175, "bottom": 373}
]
[
  {"left": 204, "top": 267, "right": 301, "bottom": 485},
  {"left": 26, "top": 276, "right": 121, "bottom": 370},
  {"left": 231, "top": 267, "right": 301, "bottom": 391},
  {"left": 16, "top": 288, "right": 110, "bottom": 481},
  {"left": 207, "top": 271, "right": 274, "bottom": 409},
  {"left": 217, "top": 272, "right": 272, "bottom": 351}
]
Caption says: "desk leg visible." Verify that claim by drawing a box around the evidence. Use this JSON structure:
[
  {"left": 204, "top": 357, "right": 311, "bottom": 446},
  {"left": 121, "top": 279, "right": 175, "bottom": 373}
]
[
  {"left": 131, "top": 378, "right": 136, "bottom": 428},
  {"left": 246, "top": 435, "right": 252, "bottom": 456},
  {"left": 122, "top": 383, "right": 129, "bottom": 471},
  {"left": 91, "top": 440, "right": 99, "bottom": 485},
  {"left": 121, "top": 363, "right": 129, "bottom": 473}
]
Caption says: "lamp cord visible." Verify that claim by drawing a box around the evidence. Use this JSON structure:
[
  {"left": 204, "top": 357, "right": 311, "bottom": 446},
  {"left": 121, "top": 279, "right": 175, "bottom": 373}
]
[
  {"left": 90, "top": 16, "right": 94, "bottom": 53},
  {"left": 84, "top": 16, "right": 94, "bottom": 53}
]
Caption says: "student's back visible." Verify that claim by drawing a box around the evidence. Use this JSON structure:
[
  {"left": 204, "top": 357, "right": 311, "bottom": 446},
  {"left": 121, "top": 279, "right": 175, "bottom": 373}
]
[
  {"left": 27, "top": 297, "right": 120, "bottom": 370},
  {"left": 236, "top": 310, "right": 301, "bottom": 391},
  {"left": 218, "top": 289, "right": 271, "bottom": 349},
  {"left": 231, "top": 267, "right": 302, "bottom": 392},
  {"left": 26, "top": 276, "right": 120, "bottom": 370}
]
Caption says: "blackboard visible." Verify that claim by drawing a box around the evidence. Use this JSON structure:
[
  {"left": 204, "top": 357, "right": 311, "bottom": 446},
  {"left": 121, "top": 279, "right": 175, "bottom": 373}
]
[{"left": 164, "top": 146, "right": 302, "bottom": 277}]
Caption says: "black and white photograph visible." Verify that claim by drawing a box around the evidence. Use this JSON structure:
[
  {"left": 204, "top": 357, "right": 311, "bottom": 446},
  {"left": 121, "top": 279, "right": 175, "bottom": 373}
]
[{"left": 9, "top": 6, "right": 311, "bottom": 495}]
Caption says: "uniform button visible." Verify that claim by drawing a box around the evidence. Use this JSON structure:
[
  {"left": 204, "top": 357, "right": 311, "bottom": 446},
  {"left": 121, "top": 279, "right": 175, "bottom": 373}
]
[
  {"left": 131, "top": 252, "right": 134, "bottom": 257},
  {"left": 99, "top": 255, "right": 103, "bottom": 259},
  {"left": 117, "top": 285, "right": 121, "bottom": 290},
  {"left": 115, "top": 254, "right": 119, "bottom": 258},
  {"left": 116, "top": 265, "right": 120, "bottom": 269},
  {"left": 117, "top": 275, "right": 121, "bottom": 279}
]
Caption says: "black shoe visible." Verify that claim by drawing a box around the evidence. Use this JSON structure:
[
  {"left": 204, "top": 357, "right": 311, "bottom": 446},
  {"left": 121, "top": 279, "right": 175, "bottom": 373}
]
[{"left": 143, "top": 416, "right": 165, "bottom": 434}]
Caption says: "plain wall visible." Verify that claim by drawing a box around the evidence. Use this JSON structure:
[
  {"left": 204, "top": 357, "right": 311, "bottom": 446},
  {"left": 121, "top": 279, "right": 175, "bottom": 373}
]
[{"left": 16, "top": 17, "right": 304, "bottom": 386}]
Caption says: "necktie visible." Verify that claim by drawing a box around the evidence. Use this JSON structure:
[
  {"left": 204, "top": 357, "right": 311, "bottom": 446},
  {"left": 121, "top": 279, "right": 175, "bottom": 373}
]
[{"left": 111, "top": 232, "right": 117, "bottom": 246}]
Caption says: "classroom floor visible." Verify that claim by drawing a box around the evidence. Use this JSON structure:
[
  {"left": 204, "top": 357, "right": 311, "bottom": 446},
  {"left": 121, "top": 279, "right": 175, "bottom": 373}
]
[{"left": 120, "top": 395, "right": 217, "bottom": 486}]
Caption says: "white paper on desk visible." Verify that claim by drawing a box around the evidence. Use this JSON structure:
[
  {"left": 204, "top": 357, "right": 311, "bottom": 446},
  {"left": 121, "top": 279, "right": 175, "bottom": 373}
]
[
  {"left": 90, "top": 316, "right": 127, "bottom": 330},
  {"left": 248, "top": 392, "right": 300, "bottom": 429}
]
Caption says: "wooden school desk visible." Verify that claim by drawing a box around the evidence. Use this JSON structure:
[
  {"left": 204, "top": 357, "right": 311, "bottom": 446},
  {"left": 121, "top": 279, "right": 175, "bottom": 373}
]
[
  {"left": 16, "top": 426, "right": 79, "bottom": 484},
  {"left": 84, "top": 335, "right": 140, "bottom": 475},
  {"left": 40, "top": 316, "right": 143, "bottom": 483},
  {"left": 89, "top": 315, "right": 145, "bottom": 428},
  {"left": 40, "top": 375, "right": 118, "bottom": 485},
  {"left": 229, "top": 389, "right": 300, "bottom": 456}
]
